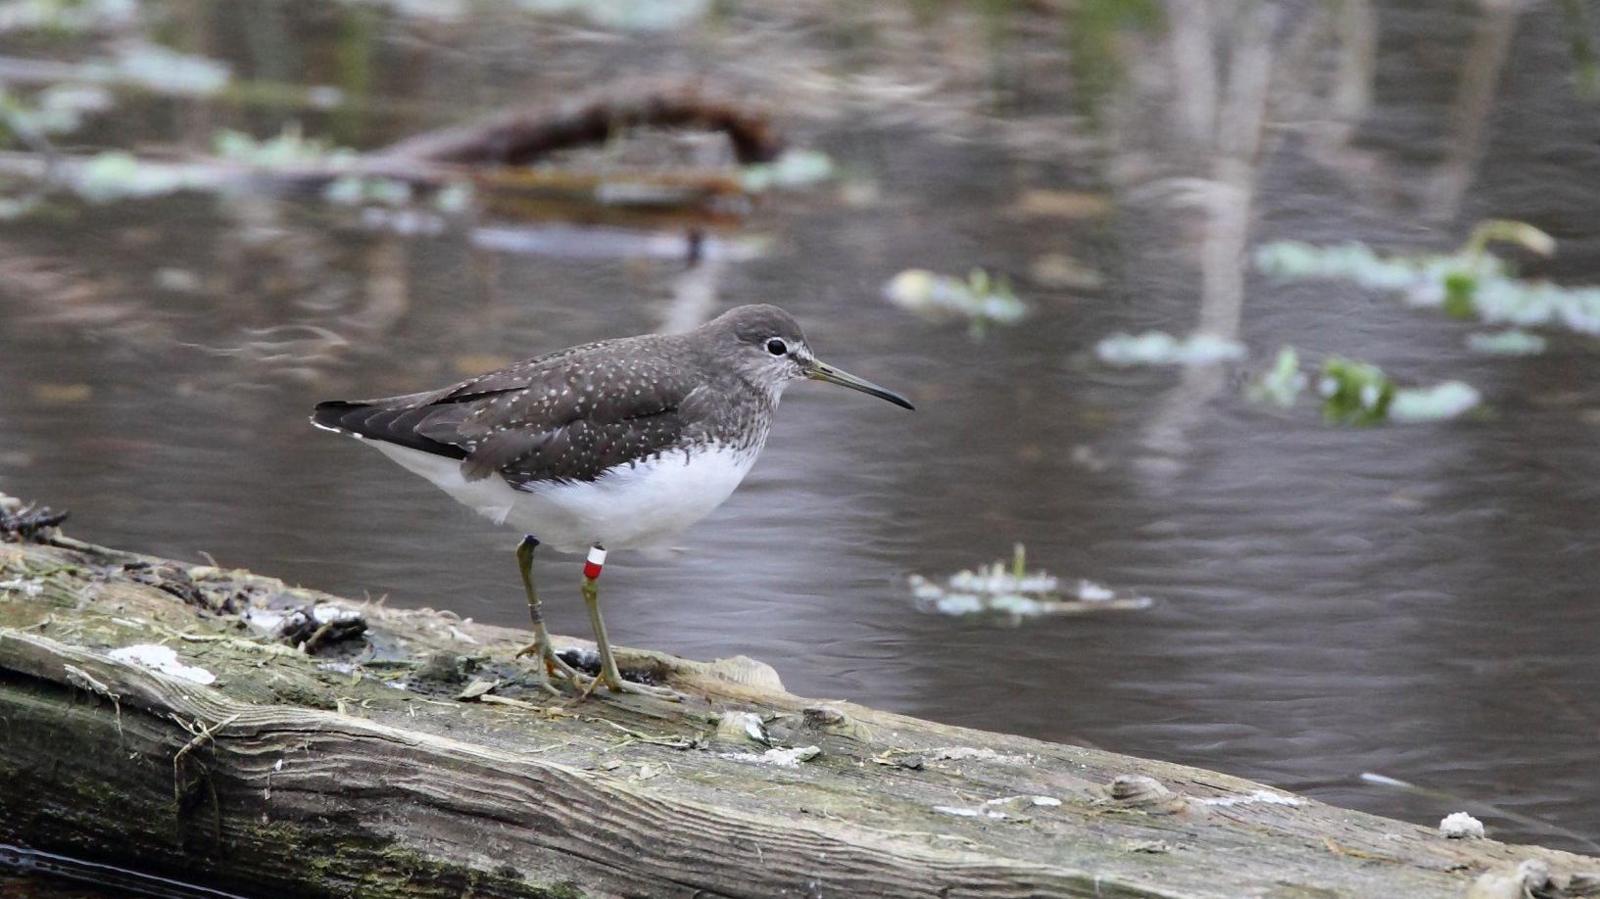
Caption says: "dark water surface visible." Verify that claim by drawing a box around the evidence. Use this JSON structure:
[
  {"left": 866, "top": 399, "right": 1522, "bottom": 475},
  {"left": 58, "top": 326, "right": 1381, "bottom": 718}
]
[{"left": 3, "top": 0, "right": 1599, "bottom": 871}]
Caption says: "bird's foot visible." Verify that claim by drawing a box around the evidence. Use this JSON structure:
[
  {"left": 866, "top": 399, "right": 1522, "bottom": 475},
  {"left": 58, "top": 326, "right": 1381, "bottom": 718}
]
[
  {"left": 595, "top": 670, "right": 683, "bottom": 702},
  {"left": 614, "top": 680, "right": 684, "bottom": 701},
  {"left": 515, "top": 640, "right": 594, "bottom": 694},
  {"left": 563, "top": 667, "right": 682, "bottom": 704}
]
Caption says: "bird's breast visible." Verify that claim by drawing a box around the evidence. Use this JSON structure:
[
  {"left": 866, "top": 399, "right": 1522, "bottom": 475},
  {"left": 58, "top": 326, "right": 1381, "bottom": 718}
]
[{"left": 518, "top": 442, "right": 761, "bottom": 551}]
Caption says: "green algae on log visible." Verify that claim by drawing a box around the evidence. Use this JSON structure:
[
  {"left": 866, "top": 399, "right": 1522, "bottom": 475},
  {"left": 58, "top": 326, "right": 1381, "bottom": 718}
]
[{"left": 1, "top": 518, "right": 1598, "bottom": 897}]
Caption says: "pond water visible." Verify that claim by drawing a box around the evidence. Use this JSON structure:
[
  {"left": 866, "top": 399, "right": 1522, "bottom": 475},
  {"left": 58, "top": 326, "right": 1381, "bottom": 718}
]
[{"left": 2, "top": 0, "right": 1598, "bottom": 881}]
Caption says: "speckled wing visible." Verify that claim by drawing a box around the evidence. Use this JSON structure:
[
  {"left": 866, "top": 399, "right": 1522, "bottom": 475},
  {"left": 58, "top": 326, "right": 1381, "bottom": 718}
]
[{"left": 312, "top": 339, "right": 711, "bottom": 486}]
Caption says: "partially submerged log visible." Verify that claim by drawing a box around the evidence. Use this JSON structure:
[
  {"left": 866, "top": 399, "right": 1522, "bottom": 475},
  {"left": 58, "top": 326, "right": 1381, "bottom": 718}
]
[
  {"left": 375, "top": 80, "right": 786, "bottom": 167},
  {"left": 1, "top": 517, "right": 1597, "bottom": 898}
]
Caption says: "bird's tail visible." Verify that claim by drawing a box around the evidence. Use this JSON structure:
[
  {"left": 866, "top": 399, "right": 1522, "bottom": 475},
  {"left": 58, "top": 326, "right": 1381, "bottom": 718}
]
[
  {"left": 310, "top": 396, "right": 469, "bottom": 461},
  {"left": 310, "top": 400, "right": 370, "bottom": 435}
]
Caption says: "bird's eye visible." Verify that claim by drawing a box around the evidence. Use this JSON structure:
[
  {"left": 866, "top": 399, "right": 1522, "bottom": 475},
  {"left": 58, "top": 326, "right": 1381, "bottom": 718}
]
[{"left": 765, "top": 338, "right": 788, "bottom": 356}]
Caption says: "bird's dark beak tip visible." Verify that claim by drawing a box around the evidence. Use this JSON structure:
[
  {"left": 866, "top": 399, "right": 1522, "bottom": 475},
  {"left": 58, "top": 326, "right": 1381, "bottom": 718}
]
[
  {"left": 865, "top": 389, "right": 914, "bottom": 411},
  {"left": 807, "top": 360, "right": 915, "bottom": 411}
]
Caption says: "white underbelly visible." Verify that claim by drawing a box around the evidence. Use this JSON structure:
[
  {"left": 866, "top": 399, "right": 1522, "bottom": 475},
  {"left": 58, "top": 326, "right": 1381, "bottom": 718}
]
[{"left": 369, "top": 442, "right": 757, "bottom": 553}]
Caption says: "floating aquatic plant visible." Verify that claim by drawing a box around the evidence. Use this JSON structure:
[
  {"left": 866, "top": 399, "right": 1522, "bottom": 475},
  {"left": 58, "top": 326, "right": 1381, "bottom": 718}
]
[
  {"left": 884, "top": 268, "right": 1027, "bottom": 337},
  {"left": 1095, "top": 331, "right": 1246, "bottom": 367},
  {"left": 73, "top": 151, "right": 204, "bottom": 202},
  {"left": 0, "top": 84, "right": 112, "bottom": 141},
  {"left": 432, "top": 182, "right": 475, "bottom": 214},
  {"left": 1256, "top": 239, "right": 1490, "bottom": 297},
  {"left": 1247, "top": 347, "right": 1480, "bottom": 425},
  {"left": 1318, "top": 356, "right": 1394, "bottom": 426},
  {"left": 0, "top": 0, "right": 136, "bottom": 34},
  {"left": 1257, "top": 220, "right": 1600, "bottom": 338},
  {"left": 322, "top": 174, "right": 413, "bottom": 206},
  {"left": 1247, "top": 345, "right": 1306, "bottom": 407},
  {"left": 357, "top": 0, "right": 466, "bottom": 20},
  {"left": 740, "top": 150, "right": 834, "bottom": 192},
  {"left": 1466, "top": 330, "right": 1547, "bottom": 356},
  {"left": 106, "top": 42, "right": 231, "bottom": 96},
  {"left": 214, "top": 125, "right": 358, "bottom": 169},
  {"left": 1389, "top": 381, "right": 1482, "bottom": 423},
  {"left": 514, "top": 0, "right": 709, "bottom": 30},
  {"left": 908, "top": 544, "right": 1152, "bottom": 620},
  {"left": 1240, "top": 221, "right": 1586, "bottom": 424}
]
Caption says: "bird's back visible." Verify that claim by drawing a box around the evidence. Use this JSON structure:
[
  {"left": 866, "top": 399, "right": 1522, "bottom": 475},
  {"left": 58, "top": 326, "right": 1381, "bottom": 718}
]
[{"left": 316, "top": 333, "right": 721, "bottom": 484}]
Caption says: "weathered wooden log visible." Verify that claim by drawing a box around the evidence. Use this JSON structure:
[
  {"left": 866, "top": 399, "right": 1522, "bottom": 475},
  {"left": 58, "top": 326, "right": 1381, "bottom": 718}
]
[{"left": 1, "top": 522, "right": 1597, "bottom": 898}]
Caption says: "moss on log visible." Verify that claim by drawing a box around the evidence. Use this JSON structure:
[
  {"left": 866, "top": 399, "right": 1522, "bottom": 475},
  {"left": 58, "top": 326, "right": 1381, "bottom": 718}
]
[{"left": 0, "top": 526, "right": 1596, "bottom": 898}]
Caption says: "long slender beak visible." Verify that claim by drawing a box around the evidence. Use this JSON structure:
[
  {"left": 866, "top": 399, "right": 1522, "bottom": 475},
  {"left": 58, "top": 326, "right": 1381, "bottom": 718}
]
[{"left": 805, "top": 359, "right": 915, "bottom": 410}]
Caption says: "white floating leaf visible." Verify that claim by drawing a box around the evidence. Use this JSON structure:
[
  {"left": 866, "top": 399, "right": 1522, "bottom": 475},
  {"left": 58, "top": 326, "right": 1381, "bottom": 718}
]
[
  {"left": 1390, "top": 381, "right": 1481, "bottom": 423},
  {"left": 884, "top": 269, "right": 1028, "bottom": 332},
  {"left": 1095, "top": 331, "right": 1245, "bottom": 367},
  {"left": 1465, "top": 330, "right": 1546, "bottom": 355}
]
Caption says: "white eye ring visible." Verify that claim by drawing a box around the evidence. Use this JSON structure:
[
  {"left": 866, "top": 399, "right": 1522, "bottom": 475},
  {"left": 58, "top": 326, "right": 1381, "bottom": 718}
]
[{"left": 765, "top": 338, "right": 788, "bottom": 356}]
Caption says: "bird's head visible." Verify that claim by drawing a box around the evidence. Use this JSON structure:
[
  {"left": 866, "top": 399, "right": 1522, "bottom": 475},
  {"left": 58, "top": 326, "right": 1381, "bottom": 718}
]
[{"left": 703, "top": 304, "right": 914, "bottom": 409}]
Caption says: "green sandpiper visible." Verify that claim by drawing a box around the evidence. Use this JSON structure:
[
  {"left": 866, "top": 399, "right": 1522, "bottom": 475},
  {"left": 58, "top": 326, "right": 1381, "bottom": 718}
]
[{"left": 312, "top": 304, "right": 913, "bottom": 698}]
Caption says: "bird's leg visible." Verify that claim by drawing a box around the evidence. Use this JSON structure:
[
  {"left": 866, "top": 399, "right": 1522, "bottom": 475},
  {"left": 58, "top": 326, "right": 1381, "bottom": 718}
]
[
  {"left": 512, "top": 535, "right": 590, "bottom": 693},
  {"left": 579, "top": 544, "right": 680, "bottom": 701}
]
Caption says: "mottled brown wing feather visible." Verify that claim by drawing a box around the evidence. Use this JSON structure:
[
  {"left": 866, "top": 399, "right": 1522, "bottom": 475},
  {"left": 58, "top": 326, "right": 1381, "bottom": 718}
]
[{"left": 312, "top": 337, "right": 709, "bottom": 485}]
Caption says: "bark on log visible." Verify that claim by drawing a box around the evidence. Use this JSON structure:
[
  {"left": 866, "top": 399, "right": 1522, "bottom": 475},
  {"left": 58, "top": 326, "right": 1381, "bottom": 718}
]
[{"left": 0, "top": 525, "right": 1596, "bottom": 898}]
